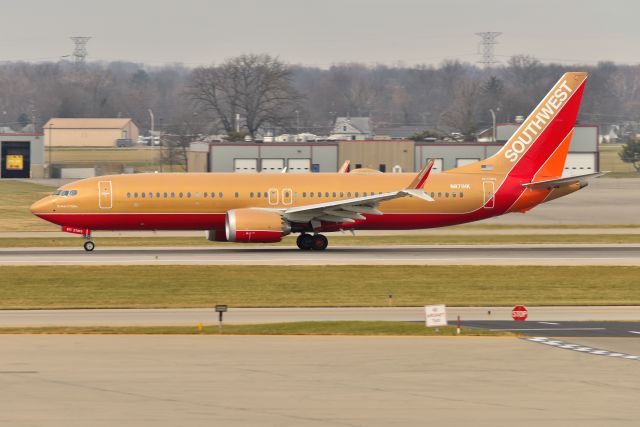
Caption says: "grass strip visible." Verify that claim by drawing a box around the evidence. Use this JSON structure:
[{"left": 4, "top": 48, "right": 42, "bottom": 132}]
[
  {"left": 0, "top": 265, "right": 638, "bottom": 309},
  {"left": 2, "top": 234, "right": 640, "bottom": 248},
  {"left": 0, "top": 321, "right": 510, "bottom": 336}
]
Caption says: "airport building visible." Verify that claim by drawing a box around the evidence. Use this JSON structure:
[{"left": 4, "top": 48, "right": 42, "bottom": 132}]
[
  {"left": 0, "top": 133, "right": 45, "bottom": 179},
  {"left": 189, "top": 123, "right": 599, "bottom": 175},
  {"left": 189, "top": 142, "right": 339, "bottom": 173},
  {"left": 43, "top": 118, "right": 140, "bottom": 148}
]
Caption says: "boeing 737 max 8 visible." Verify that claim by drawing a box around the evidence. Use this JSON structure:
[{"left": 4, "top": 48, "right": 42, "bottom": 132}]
[{"left": 31, "top": 72, "right": 600, "bottom": 251}]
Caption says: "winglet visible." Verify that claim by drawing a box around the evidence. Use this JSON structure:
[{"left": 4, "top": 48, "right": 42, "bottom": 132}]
[
  {"left": 338, "top": 160, "right": 350, "bottom": 173},
  {"left": 408, "top": 159, "right": 434, "bottom": 189}
]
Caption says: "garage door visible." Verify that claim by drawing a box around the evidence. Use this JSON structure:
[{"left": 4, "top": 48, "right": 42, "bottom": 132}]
[
  {"left": 1, "top": 141, "right": 30, "bottom": 178},
  {"left": 456, "top": 158, "right": 480, "bottom": 167},
  {"left": 428, "top": 158, "right": 443, "bottom": 173},
  {"left": 288, "top": 158, "right": 310, "bottom": 173},
  {"left": 261, "top": 158, "right": 284, "bottom": 172},
  {"left": 234, "top": 159, "right": 257, "bottom": 173},
  {"left": 564, "top": 153, "right": 596, "bottom": 176}
]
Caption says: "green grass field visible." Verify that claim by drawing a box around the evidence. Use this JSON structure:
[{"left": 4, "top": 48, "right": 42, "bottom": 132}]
[
  {"left": 1, "top": 265, "right": 638, "bottom": 309},
  {"left": 0, "top": 322, "right": 509, "bottom": 336},
  {"left": 0, "top": 180, "right": 57, "bottom": 231},
  {"left": 599, "top": 144, "right": 639, "bottom": 176},
  {"left": 2, "top": 233, "right": 640, "bottom": 248}
]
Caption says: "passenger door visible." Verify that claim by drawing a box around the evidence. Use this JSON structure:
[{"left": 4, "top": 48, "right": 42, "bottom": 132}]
[{"left": 98, "top": 181, "right": 113, "bottom": 209}]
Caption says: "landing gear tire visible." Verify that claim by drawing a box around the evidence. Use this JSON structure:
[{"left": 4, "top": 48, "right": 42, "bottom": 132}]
[
  {"left": 297, "top": 234, "right": 313, "bottom": 250},
  {"left": 311, "top": 234, "right": 328, "bottom": 251},
  {"left": 83, "top": 241, "right": 95, "bottom": 252}
]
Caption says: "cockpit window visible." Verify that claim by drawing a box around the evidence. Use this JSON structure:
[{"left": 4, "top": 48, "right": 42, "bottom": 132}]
[{"left": 52, "top": 189, "right": 78, "bottom": 197}]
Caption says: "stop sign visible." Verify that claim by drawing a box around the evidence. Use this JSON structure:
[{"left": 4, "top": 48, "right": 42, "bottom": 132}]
[{"left": 512, "top": 305, "right": 528, "bottom": 321}]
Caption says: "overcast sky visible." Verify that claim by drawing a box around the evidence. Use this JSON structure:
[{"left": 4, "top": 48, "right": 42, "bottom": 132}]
[{"left": 1, "top": 0, "right": 637, "bottom": 67}]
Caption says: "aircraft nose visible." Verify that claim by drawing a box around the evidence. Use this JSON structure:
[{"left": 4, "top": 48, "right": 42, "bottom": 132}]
[{"left": 30, "top": 197, "right": 53, "bottom": 216}]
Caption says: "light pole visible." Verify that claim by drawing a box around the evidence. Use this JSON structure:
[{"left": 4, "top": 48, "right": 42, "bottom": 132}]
[
  {"left": 148, "top": 109, "right": 155, "bottom": 136},
  {"left": 489, "top": 109, "right": 497, "bottom": 142}
]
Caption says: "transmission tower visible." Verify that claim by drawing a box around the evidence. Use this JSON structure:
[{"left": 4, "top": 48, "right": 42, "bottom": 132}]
[
  {"left": 70, "top": 36, "right": 91, "bottom": 64},
  {"left": 475, "top": 32, "right": 501, "bottom": 67}
]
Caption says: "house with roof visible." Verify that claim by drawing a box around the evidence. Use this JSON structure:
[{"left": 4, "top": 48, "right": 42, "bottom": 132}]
[
  {"left": 43, "top": 118, "right": 139, "bottom": 147},
  {"left": 329, "top": 117, "right": 372, "bottom": 140}
]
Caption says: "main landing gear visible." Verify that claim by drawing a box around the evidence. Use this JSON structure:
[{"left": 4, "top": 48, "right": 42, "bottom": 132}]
[
  {"left": 296, "top": 233, "right": 328, "bottom": 251},
  {"left": 83, "top": 240, "right": 95, "bottom": 252}
]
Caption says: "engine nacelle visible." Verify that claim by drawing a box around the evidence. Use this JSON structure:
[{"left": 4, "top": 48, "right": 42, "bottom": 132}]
[{"left": 225, "top": 209, "right": 291, "bottom": 243}]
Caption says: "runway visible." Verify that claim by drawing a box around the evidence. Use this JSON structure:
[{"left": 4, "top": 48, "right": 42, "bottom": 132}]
[
  {"left": 2, "top": 335, "right": 639, "bottom": 426},
  {"left": 1, "top": 243, "right": 640, "bottom": 265},
  {"left": 2, "top": 306, "right": 639, "bottom": 327}
]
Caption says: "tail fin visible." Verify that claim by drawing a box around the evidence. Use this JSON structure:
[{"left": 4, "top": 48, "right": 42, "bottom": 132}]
[{"left": 485, "top": 72, "right": 588, "bottom": 180}]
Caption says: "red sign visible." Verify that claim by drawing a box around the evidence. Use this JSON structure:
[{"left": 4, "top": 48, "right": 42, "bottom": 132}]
[
  {"left": 62, "top": 226, "right": 90, "bottom": 236},
  {"left": 512, "top": 305, "right": 528, "bottom": 321}
]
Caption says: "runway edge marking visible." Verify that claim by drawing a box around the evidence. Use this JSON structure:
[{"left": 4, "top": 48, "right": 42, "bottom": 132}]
[{"left": 526, "top": 337, "right": 640, "bottom": 361}]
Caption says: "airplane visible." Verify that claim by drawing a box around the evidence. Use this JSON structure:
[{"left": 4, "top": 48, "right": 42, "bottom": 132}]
[{"left": 31, "top": 72, "right": 601, "bottom": 252}]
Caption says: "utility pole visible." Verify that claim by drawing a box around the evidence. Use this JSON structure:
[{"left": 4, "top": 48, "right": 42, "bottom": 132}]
[
  {"left": 70, "top": 36, "right": 91, "bottom": 65},
  {"left": 475, "top": 32, "right": 501, "bottom": 67}
]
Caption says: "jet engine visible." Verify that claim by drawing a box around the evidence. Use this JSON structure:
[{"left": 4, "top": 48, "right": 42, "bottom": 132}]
[{"left": 225, "top": 209, "right": 291, "bottom": 243}]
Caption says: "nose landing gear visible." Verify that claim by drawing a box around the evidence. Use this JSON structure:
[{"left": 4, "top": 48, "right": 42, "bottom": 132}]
[{"left": 296, "top": 233, "right": 328, "bottom": 251}]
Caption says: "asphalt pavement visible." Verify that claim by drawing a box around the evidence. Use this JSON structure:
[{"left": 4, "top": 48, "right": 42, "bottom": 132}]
[{"left": 1, "top": 244, "right": 639, "bottom": 265}]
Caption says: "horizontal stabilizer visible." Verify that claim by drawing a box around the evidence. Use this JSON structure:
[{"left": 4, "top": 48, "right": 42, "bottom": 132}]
[{"left": 522, "top": 172, "right": 606, "bottom": 190}]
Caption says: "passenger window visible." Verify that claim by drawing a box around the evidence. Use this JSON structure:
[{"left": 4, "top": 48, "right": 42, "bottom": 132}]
[
  {"left": 164, "top": 192, "right": 168, "bottom": 199},
  {"left": 430, "top": 192, "right": 435, "bottom": 198},
  {"left": 347, "top": 192, "right": 351, "bottom": 197},
  {"left": 257, "top": 192, "right": 261, "bottom": 198},
  {"left": 355, "top": 192, "right": 359, "bottom": 197},
  {"left": 452, "top": 192, "right": 457, "bottom": 198},
  {"left": 187, "top": 192, "right": 191, "bottom": 198},
  {"left": 445, "top": 192, "right": 449, "bottom": 198},
  {"left": 340, "top": 192, "right": 344, "bottom": 197},
  {"left": 325, "top": 192, "right": 329, "bottom": 197},
  {"left": 127, "top": 192, "right": 131, "bottom": 198},
  {"left": 310, "top": 192, "right": 314, "bottom": 197},
  {"left": 171, "top": 192, "right": 175, "bottom": 198},
  {"left": 141, "top": 192, "right": 146, "bottom": 198},
  {"left": 149, "top": 192, "right": 153, "bottom": 199},
  {"left": 179, "top": 192, "right": 183, "bottom": 198},
  {"left": 332, "top": 192, "right": 336, "bottom": 197},
  {"left": 219, "top": 192, "right": 223, "bottom": 198},
  {"left": 460, "top": 192, "right": 464, "bottom": 198},
  {"left": 363, "top": 192, "right": 367, "bottom": 197},
  {"left": 156, "top": 192, "right": 161, "bottom": 198},
  {"left": 204, "top": 192, "right": 208, "bottom": 198},
  {"left": 134, "top": 192, "right": 138, "bottom": 198},
  {"left": 234, "top": 192, "right": 239, "bottom": 198},
  {"left": 250, "top": 192, "right": 254, "bottom": 198},
  {"left": 302, "top": 192, "right": 307, "bottom": 198},
  {"left": 438, "top": 192, "right": 442, "bottom": 198},
  {"left": 211, "top": 192, "right": 216, "bottom": 198}
]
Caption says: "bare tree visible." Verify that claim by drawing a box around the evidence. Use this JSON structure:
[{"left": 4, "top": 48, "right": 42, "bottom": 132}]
[
  {"left": 441, "top": 79, "right": 482, "bottom": 141},
  {"left": 190, "top": 54, "right": 300, "bottom": 139}
]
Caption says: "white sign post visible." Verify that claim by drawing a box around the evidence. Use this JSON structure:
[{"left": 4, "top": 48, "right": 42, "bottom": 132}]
[{"left": 425, "top": 304, "right": 448, "bottom": 327}]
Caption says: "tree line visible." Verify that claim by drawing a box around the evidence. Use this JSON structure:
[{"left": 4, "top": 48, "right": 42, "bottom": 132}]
[{"left": 1, "top": 55, "right": 639, "bottom": 142}]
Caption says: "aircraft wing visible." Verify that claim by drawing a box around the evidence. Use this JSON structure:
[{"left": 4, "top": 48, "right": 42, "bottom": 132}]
[
  {"left": 283, "top": 160, "right": 434, "bottom": 225},
  {"left": 522, "top": 172, "right": 606, "bottom": 190}
]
